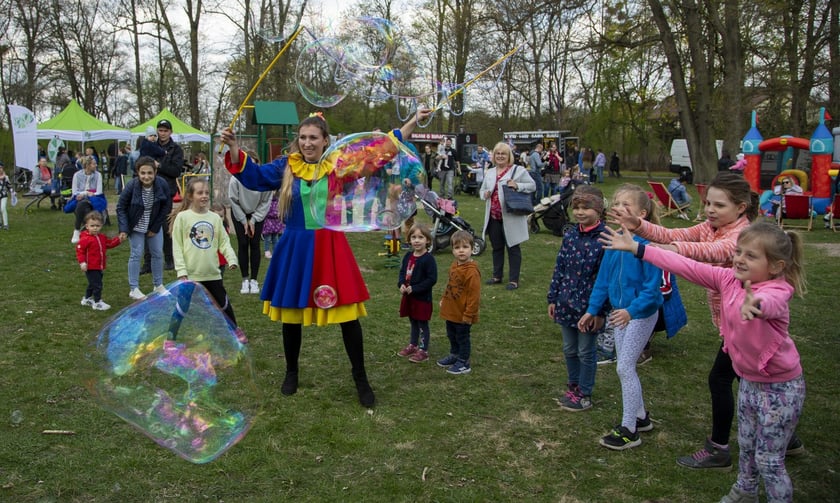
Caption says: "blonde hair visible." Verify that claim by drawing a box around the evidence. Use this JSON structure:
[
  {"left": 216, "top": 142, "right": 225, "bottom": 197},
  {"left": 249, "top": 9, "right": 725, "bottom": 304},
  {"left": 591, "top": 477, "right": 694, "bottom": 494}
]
[
  {"left": 168, "top": 178, "right": 209, "bottom": 233},
  {"left": 613, "top": 183, "right": 660, "bottom": 225},
  {"left": 738, "top": 222, "right": 806, "bottom": 296},
  {"left": 408, "top": 222, "right": 433, "bottom": 246},
  {"left": 492, "top": 142, "right": 514, "bottom": 166}
]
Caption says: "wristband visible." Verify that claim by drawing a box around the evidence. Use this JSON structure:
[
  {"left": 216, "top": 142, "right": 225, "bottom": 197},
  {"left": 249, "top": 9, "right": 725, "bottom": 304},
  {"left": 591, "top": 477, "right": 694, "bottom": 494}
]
[{"left": 634, "top": 243, "right": 646, "bottom": 259}]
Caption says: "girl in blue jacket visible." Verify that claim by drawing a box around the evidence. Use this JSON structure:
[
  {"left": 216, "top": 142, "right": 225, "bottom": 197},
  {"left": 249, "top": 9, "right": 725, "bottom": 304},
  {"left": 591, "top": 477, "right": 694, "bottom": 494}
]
[
  {"left": 117, "top": 156, "right": 172, "bottom": 300},
  {"left": 579, "top": 184, "right": 663, "bottom": 451}
]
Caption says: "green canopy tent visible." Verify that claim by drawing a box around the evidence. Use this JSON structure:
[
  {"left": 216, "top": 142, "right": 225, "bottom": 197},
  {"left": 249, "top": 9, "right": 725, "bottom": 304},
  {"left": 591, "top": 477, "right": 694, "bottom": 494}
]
[
  {"left": 37, "top": 99, "right": 132, "bottom": 143},
  {"left": 131, "top": 109, "right": 211, "bottom": 143}
]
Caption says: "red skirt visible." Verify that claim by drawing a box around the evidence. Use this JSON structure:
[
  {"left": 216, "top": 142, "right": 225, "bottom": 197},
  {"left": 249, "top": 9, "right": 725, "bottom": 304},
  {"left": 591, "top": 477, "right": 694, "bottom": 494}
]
[{"left": 399, "top": 295, "right": 432, "bottom": 321}]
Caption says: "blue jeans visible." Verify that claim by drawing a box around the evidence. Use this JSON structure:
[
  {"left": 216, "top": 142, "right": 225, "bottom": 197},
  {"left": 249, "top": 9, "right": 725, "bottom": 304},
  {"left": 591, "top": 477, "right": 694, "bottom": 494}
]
[
  {"left": 128, "top": 230, "right": 163, "bottom": 289},
  {"left": 529, "top": 171, "right": 543, "bottom": 205},
  {"left": 445, "top": 320, "right": 471, "bottom": 362},
  {"left": 595, "top": 165, "right": 604, "bottom": 183},
  {"left": 560, "top": 324, "right": 597, "bottom": 396}
]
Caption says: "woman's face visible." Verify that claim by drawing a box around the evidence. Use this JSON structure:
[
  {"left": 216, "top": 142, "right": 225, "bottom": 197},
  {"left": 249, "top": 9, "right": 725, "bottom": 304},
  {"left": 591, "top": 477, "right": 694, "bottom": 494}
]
[
  {"left": 85, "top": 159, "right": 97, "bottom": 173},
  {"left": 298, "top": 125, "right": 329, "bottom": 163},
  {"left": 493, "top": 149, "right": 511, "bottom": 167}
]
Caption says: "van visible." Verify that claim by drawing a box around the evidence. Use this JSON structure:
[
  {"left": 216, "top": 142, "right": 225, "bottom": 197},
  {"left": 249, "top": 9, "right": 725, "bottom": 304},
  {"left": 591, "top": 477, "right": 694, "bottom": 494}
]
[{"left": 669, "top": 139, "right": 723, "bottom": 183}]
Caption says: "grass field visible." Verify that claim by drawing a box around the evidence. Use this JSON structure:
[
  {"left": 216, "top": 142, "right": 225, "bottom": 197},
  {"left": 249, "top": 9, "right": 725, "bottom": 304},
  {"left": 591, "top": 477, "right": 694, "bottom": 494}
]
[{"left": 1, "top": 173, "right": 838, "bottom": 502}]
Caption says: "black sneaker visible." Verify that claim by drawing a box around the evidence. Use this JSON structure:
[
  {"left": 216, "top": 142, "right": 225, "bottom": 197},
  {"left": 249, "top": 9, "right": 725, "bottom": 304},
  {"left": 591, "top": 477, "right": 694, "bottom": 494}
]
[
  {"left": 636, "top": 412, "right": 653, "bottom": 432},
  {"left": 786, "top": 433, "right": 805, "bottom": 456},
  {"left": 599, "top": 425, "right": 641, "bottom": 450},
  {"left": 676, "top": 438, "right": 732, "bottom": 470}
]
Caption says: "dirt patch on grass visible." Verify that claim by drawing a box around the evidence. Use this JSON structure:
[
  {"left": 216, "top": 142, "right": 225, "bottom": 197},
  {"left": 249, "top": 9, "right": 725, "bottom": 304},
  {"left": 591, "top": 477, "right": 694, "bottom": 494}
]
[{"left": 810, "top": 243, "right": 840, "bottom": 257}]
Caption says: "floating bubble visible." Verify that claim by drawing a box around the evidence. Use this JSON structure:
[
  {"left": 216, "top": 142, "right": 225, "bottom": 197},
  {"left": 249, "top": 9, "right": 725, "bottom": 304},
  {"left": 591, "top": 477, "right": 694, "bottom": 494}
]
[
  {"left": 295, "top": 37, "right": 356, "bottom": 108},
  {"left": 311, "top": 132, "right": 425, "bottom": 231},
  {"left": 86, "top": 280, "right": 258, "bottom": 464}
]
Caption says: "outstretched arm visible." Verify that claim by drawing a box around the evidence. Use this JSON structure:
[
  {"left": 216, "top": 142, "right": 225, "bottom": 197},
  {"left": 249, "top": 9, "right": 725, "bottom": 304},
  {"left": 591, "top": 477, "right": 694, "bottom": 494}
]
[{"left": 398, "top": 108, "right": 433, "bottom": 140}]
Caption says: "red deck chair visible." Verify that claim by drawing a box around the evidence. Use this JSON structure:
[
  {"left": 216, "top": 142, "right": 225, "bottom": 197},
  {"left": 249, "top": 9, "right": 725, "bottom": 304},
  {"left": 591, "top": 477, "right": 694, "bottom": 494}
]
[
  {"left": 827, "top": 193, "right": 840, "bottom": 232},
  {"left": 776, "top": 194, "right": 813, "bottom": 231},
  {"left": 694, "top": 183, "right": 708, "bottom": 221},
  {"left": 647, "top": 181, "right": 690, "bottom": 219}
]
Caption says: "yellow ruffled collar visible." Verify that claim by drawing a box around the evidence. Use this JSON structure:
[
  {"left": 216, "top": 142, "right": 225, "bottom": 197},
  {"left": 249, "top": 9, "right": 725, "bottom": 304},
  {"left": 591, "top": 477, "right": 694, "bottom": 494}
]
[{"left": 288, "top": 152, "right": 338, "bottom": 181}]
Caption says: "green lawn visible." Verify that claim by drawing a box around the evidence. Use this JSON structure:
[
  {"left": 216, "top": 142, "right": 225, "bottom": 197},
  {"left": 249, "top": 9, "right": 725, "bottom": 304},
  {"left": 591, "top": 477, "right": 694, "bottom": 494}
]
[{"left": 1, "top": 174, "right": 838, "bottom": 502}]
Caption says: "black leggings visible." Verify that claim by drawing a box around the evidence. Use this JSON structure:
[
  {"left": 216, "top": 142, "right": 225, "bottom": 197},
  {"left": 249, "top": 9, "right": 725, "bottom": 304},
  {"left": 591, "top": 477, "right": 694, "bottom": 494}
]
[
  {"left": 282, "top": 320, "right": 367, "bottom": 379},
  {"left": 709, "top": 343, "right": 738, "bottom": 445},
  {"left": 233, "top": 219, "right": 264, "bottom": 280}
]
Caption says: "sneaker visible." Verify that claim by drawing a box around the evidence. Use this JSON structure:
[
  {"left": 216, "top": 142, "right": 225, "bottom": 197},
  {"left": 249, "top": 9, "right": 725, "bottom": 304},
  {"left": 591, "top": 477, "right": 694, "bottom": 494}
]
[
  {"left": 81, "top": 296, "right": 94, "bottom": 307},
  {"left": 446, "top": 360, "right": 471, "bottom": 375},
  {"left": 599, "top": 425, "right": 641, "bottom": 450},
  {"left": 240, "top": 279, "right": 250, "bottom": 294},
  {"left": 153, "top": 285, "right": 167, "bottom": 295},
  {"left": 92, "top": 300, "right": 111, "bottom": 311},
  {"left": 264, "top": 250, "right": 272, "bottom": 259},
  {"left": 249, "top": 279, "right": 259, "bottom": 294},
  {"left": 561, "top": 393, "right": 592, "bottom": 412},
  {"left": 128, "top": 288, "right": 147, "bottom": 300},
  {"left": 557, "top": 384, "right": 580, "bottom": 407},
  {"left": 636, "top": 412, "right": 653, "bottom": 432},
  {"left": 676, "top": 438, "right": 732, "bottom": 470},
  {"left": 408, "top": 349, "right": 429, "bottom": 363},
  {"left": 437, "top": 354, "right": 459, "bottom": 367},
  {"left": 637, "top": 349, "right": 652, "bottom": 366},
  {"left": 678, "top": 212, "right": 690, "bottom": 220},
  {"left": 71, "top": 229, "right": 81, "bottom": 244},
  {"left": 597, "top": 349, "right": 616, "bottom": 365},
  {"left": 398, "top": 344, "right": 418, "bottom": 357},
  {"left": 786, "top": 433, "right": 805, "bottom": 456},
  {"left": 719, "top": 485, "right": 758, "bottom": 503}
]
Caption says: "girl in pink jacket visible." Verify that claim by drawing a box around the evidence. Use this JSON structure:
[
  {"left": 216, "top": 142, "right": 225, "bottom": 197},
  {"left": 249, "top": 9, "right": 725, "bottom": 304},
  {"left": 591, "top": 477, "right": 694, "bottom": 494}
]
[{"left": 602, "top": 221, "right": 805, "bottom": 503}]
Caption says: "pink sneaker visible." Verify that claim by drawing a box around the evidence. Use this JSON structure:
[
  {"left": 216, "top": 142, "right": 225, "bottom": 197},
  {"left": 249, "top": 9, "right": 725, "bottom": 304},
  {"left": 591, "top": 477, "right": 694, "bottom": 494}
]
[
  {"left": 397, "top": 344, "right": 418, "bottom": 357},
  {"left": 408, "top": 349, "right": 429, "bottom": 363}
]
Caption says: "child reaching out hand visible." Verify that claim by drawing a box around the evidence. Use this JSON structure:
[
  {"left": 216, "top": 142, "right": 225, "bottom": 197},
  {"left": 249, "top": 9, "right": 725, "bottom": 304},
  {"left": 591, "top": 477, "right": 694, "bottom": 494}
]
[
  {"left": 601, "top": 221, "right": 805, "bottom": 503},
  {"left": 77, "top": 211, "right": 123, "bottom": 311}
]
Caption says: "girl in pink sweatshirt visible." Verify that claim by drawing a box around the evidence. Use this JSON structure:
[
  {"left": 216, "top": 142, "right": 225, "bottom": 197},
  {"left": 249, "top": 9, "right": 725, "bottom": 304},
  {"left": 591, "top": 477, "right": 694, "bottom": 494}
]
[{"left": 602, "top": 221, "right": 805, "bottom": 503}]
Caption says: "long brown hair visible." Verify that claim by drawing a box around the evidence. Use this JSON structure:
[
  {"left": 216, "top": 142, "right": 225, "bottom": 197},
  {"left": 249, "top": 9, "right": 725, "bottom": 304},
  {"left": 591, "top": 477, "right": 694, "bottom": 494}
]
[
  {"left": 708, "top": 172, "right": 759, "bottom": 222},
  {"left": 168, "top": 178, "right": 208, "bottom": 233},
  {"left": 278, "top": 114, "right": 331, "bottom": 221}
]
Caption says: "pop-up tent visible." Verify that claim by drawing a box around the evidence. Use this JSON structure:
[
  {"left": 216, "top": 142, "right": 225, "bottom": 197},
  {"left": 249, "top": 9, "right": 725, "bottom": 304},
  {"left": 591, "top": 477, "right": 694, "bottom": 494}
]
[
  {"left": 131, "top": 109, "right": 211, "bottom": 143},
  {"left": 37, "top": 99, "right": 132, "bottom": 142}
]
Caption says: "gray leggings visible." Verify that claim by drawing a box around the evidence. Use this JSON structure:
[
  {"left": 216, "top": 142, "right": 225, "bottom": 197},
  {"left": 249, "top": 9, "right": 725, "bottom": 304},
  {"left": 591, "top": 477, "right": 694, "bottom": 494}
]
[{"left": 613, "top": 312, "right": 658, "bottom": 432}]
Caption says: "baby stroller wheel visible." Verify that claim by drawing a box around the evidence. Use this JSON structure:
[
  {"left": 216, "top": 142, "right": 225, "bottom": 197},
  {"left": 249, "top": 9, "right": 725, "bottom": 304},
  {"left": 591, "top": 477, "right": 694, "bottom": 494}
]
[
  {"left": 528, "top": 216, "right": 540, "bottom": 234},
  {"left": 471, "top": 237, "right": 486, "bottom": 256}
]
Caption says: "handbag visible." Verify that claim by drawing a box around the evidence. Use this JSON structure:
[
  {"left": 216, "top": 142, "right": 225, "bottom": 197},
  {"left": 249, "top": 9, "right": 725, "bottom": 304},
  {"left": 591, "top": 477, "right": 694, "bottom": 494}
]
[{"left": 502, "top": 166, "right": 534, "bottom": 215}]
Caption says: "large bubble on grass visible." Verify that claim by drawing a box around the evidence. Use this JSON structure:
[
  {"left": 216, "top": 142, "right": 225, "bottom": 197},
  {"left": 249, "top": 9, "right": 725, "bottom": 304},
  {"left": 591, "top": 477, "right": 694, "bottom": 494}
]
[
  {"left": 313, "top": 131, "right": 425, "bottom": 231},
  {"left": 86, "top": 280, "right": 258, "bottom": 464}
]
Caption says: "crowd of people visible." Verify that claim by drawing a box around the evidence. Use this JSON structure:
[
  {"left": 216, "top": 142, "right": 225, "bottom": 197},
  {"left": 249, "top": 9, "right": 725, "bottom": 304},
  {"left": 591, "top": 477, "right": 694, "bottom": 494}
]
[{"left": 4, "top": 112, "right": 815, "bottom": 502}]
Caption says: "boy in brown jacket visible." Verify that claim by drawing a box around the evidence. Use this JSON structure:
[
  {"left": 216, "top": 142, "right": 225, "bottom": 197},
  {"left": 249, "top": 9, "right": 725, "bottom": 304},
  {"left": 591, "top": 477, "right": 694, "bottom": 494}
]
[{"left": 437, "top": 230, "right": 481, "bottom": 374}]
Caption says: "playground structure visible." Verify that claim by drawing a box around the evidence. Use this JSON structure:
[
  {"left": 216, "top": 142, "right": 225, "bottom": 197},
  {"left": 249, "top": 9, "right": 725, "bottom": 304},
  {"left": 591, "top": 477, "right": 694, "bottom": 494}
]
[{"left": 741, "top": 107, "right": 837, "bottom": 214}]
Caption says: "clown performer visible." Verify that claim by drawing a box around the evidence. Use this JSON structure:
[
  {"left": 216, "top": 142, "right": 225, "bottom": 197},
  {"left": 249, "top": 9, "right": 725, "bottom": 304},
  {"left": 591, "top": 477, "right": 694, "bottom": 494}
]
[{"left": 220, "top": 108, "right": 432, "bottom": 408}]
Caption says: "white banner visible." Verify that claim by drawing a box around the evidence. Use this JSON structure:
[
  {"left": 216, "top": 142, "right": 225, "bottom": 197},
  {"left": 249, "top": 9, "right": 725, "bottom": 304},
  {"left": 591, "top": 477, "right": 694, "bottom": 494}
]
[{"left": 8, "top": 104, "right": 38, "bottom": 171}]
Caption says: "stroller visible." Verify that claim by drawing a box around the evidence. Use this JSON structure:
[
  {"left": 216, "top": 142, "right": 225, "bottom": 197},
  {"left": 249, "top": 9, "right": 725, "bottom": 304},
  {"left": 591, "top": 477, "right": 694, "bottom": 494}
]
[
  {"left": 528, "top": 183, "right": 577, "bottom": 236},
  {"left": 416, "top": 187, "right": 486, "bottom": 256},
  {"left": 454, "top": 163, "right": 485, "bottom": 196}
]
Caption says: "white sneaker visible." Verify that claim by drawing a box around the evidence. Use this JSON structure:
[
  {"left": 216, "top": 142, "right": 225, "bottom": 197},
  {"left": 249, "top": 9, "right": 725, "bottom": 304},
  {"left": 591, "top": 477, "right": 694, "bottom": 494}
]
[
  {"left": 71, "top": 229, "right": 81, "bottom": 244},
  {"left": 677, "top": 213, "right": 690, "bottom": 220},
  {"left": 129, "top": 288, "right": 146, "bottom": 300},
  {"left": 92, "top": 300, "right": 111, "bottom": 311},
  {"left": 153, "top": 285, "right": 167, "bottom": 295},
  {"left": 81, "top": 296, "right": 94, "bottom": 307},
  {"left": 240, "top": 279, "right": 250, "bottom": 294},
  {"left": 264, "top": 251, "right": 272, "bottom": 259},
  {"left": 249, "top": 279, "right": 259, "bottom": 294}
]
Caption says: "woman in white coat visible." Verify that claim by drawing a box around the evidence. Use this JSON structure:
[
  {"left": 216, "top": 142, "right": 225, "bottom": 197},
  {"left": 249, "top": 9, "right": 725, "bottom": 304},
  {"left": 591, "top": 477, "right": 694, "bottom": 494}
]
[{"left": 480, "top": 142, "right": 536, "bottom": 290}]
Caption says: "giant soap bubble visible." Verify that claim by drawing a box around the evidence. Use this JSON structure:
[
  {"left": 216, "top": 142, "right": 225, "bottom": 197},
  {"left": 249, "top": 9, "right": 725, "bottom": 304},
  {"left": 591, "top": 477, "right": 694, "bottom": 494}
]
[
  {"left": 312, "top": 132, "right": 425, "bottom": 231},
  {"left": 86, "top": 280, "right": 258, "bottom": 464}
]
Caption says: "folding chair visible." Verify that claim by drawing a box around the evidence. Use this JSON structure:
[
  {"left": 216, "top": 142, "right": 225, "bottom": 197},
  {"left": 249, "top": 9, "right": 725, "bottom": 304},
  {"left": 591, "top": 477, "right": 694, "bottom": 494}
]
[
  {"left": 694, "top": 183, "right": 708, "bottom": 221},
  {"left": 826, "top": 193, "right": 840, "bottom": 232},
  {"left": 647, "top": 181, "right": 690, "bottom": 219},
  {"left": 776, "top": 194, "right": 813, "bottom": 231}
]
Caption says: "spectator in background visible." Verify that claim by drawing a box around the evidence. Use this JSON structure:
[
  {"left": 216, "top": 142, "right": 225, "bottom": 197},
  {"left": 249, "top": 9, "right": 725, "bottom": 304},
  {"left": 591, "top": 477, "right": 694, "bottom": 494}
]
[
  {"left": 668, "top": 173, "right": 692, "bottom": 220},
  {"left": 528, "top": 143, "right": 546, "bottom": 204},
  {"left": 471, "top": 145, "right": 491, "bottom": 170},
  {"left": 718, "top": 151, "right": 735, "bottom": 172},
  {"left": 593, "top": 148, "right": 606, "bottom": 184},
  {"left": 436, "top": 137, "right": 458, "bottom": 199},
  {"left": 609, "top": 152, "right": 621, "bottom": 178},
  {"left": 112, "top": 145, "right": 129, "bottom": 194}
]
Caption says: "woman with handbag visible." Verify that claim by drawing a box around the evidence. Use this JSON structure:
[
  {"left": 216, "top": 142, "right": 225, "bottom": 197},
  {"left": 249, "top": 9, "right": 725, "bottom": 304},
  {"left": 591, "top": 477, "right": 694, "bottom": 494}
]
[{"left": 479, "top": 142, "right": 536, "bottom": 290}]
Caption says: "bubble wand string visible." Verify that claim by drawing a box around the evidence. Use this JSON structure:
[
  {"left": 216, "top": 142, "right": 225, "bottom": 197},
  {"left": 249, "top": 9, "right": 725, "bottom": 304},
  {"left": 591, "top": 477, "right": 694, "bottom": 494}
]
[
  {"left": 219, "top": 23, "right": 305, "bottom": 153},
  {"left": 430, "top": 43, "right": 525, "bottom": 113}
]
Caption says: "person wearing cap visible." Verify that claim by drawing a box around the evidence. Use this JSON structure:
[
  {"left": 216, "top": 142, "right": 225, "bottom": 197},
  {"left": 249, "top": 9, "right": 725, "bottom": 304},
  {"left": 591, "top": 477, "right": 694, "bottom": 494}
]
[{"left": 140, "top": 119, "right": 184, "bottom": 269}]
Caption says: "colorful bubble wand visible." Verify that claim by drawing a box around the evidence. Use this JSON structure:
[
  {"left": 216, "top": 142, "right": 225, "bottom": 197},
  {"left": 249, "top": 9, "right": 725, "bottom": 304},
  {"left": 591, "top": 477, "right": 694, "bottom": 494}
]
[{"left": 429, "top": 43, "right": 525, "bottom": 114}]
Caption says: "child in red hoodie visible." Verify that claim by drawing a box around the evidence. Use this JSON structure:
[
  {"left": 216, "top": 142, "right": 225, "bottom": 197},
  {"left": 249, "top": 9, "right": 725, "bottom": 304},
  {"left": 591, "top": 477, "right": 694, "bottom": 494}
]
[{"left": 76, "top": 211, "right": 123, "bottom": 310}]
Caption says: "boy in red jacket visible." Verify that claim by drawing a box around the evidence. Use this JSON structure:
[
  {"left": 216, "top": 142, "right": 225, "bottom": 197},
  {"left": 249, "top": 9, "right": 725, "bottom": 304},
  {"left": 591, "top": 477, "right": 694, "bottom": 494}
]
[{"left": 76, "top": 211, "right": 123, "bottom": 310}]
